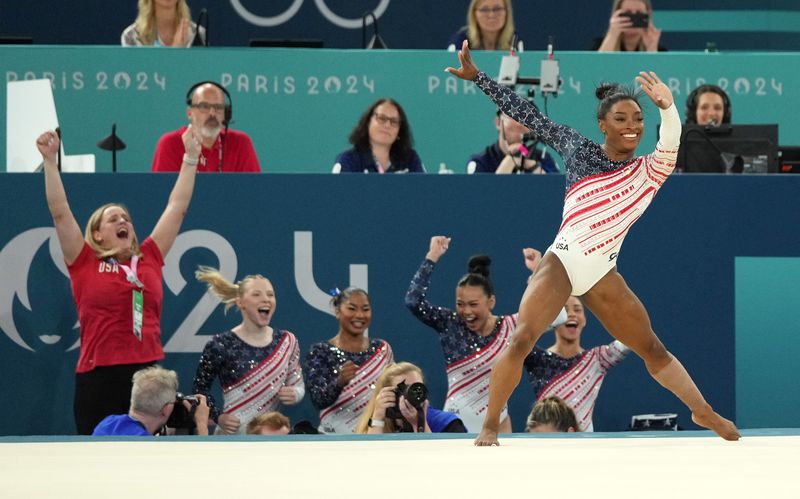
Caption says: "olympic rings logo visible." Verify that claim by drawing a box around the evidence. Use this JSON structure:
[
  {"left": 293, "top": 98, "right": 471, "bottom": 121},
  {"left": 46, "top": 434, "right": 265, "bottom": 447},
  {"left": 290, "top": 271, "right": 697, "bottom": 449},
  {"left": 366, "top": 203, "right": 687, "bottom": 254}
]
[{"left": 230, "top": 0, "right": 391, "bottom": 28}]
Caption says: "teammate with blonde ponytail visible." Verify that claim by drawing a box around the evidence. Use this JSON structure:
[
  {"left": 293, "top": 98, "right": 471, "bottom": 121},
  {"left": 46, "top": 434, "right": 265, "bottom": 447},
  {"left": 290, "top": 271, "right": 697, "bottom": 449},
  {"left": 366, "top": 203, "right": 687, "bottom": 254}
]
[{"left": 191, "top": 267, "right": 304, "bottom": 434}]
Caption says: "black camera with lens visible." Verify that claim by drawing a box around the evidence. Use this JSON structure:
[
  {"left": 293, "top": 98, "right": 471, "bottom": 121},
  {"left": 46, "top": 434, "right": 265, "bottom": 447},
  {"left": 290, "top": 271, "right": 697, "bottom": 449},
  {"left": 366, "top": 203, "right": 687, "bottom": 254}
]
[
  {"left": 385, "top": 381, "right": 428, "bottom": 423},
  {"left": 165, "top": 392, "right": 199, "bottom": 431}
]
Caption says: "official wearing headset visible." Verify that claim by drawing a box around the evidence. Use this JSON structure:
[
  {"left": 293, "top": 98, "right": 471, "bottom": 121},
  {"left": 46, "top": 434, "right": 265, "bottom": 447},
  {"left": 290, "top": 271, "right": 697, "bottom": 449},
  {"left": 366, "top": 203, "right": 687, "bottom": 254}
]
[
  {"left": 684, "top": 84, "right": 732, "bottom": 127},
  {"left": 152, "top": 81, "right": 261, "bottom": 172}
]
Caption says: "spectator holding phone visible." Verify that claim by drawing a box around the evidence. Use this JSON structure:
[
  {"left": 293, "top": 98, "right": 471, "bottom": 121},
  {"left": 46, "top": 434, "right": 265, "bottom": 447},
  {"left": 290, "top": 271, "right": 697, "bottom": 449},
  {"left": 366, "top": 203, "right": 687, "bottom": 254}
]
[{"left": 594, "top": 0, "right": 666, "bottom": 52}]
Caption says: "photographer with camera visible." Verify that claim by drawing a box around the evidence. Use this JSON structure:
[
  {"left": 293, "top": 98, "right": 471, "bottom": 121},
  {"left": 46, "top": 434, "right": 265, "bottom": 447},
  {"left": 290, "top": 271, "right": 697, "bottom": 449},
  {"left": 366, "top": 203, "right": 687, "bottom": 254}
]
[
  {"left": 355, "top": 363, "right": 466, "bottom": 434},
  {"left": 467, "top": 110, "right": 558, "bottom": 174},
  {"left": 594, "top": 0, "right": 666, "bottom": 52},
  {"left": 92, "top": 366, "right": 209, "bottom": 436}
]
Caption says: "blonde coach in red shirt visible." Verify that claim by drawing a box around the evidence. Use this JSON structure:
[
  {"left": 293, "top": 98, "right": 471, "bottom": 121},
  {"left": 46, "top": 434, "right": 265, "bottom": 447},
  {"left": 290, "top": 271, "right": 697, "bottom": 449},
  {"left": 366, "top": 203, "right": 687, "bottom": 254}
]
[{"left": 37, "top": 126, "right": 199, "bottom": 434}]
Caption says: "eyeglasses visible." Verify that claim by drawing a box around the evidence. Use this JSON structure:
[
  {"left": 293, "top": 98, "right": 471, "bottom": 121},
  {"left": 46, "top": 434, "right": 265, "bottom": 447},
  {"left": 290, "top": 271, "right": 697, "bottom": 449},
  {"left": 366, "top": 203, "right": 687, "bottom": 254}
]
[
  {"left": 373, "top": 113, "right": 401, "bottom": 128},
  {"left": 476, "top": 6, "right": 506, "bottom": 15},
  {"left": 191, "top": 102, "right": 226, "bottom": 113}
]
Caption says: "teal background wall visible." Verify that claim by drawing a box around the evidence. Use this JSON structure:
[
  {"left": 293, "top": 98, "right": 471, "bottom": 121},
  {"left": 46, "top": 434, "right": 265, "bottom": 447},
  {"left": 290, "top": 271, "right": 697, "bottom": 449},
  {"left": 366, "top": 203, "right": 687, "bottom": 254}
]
[
  {"left": 0, "top": 173, "right": 797, "bottom": 435},
  {"left": 735, "top": 257, "right": 800, "bottom": 428},
  {"left": 3, "top": 47, "right": 798, "bottom": 174}
]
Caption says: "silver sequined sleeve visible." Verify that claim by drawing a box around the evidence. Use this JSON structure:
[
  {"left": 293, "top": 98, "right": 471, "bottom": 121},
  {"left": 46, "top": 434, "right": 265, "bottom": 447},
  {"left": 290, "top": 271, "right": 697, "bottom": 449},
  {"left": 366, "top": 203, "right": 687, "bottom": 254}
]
[
  {"left": 473, "top": 71, "right": 589, "bottom": 158},
  {"left": 304, "top": 343, "right": 343, "bottom": 410},
  {"left": 192, "top": 335, "right": 225, "bottom": 422},
  {"left": 404, "top": 258, "right": 457, "bottom": 333}
]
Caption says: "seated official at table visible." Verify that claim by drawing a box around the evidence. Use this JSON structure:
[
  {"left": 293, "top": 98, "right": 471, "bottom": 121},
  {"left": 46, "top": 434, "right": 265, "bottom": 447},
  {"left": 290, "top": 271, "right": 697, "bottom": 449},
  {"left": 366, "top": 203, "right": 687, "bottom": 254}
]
[
  {"left": 332, "top": 98, "right": 425, "bottom": 174},
  {"left": 685, "top": 84, "right": 732, "bottom": 126},
  {"left": 152, "top": 81, "right": 261, "bottom": 172}
]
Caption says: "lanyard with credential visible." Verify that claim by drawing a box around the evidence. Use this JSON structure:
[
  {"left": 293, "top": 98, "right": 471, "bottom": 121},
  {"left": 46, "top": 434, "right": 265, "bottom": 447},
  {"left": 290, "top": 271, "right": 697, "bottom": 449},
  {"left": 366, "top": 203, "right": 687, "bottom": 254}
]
[{"left": 110, "top": 255, "right": 144, "bottom": 342}]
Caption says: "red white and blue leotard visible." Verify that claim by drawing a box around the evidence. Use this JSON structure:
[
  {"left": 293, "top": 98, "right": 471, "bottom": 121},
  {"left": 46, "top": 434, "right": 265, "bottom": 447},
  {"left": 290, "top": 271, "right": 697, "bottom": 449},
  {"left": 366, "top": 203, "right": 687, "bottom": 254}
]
[{"left": 474, "top": 72, "right": 681, "bottom": 295}]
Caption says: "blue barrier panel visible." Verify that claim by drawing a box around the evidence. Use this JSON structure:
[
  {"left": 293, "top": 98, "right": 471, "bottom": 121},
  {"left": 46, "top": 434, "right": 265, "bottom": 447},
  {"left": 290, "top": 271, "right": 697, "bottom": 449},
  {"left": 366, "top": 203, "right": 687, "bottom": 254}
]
[{"left": 0, "top": 173, "right": 798, "bottom": 435}]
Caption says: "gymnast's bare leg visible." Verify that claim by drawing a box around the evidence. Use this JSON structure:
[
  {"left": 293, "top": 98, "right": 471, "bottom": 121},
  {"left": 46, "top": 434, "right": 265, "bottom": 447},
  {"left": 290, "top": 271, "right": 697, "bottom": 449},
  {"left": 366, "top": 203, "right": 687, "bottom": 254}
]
[
  {"left": 581, "top": 269, "right": 740, "bottom": 441},
  {"left": 474, "top": 252, "right": 572, "bottom": 446}
]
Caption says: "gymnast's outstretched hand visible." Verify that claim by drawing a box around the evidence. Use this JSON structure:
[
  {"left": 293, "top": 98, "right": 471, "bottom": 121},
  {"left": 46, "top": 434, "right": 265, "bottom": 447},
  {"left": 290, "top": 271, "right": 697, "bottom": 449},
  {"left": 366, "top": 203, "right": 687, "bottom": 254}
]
[
  {"left": 445, "top": 40, "right": 479, "bottom": 81},
  {"left": 635, "top": 71, "right": 673, "bottom": 110}
]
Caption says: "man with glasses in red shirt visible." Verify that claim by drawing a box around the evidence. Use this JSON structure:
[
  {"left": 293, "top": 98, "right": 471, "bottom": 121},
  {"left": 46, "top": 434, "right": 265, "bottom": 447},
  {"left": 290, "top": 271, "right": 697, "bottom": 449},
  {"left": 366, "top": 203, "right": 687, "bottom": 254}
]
[{"left": 152, "top": 81, "right": 261, "bottom": 172}]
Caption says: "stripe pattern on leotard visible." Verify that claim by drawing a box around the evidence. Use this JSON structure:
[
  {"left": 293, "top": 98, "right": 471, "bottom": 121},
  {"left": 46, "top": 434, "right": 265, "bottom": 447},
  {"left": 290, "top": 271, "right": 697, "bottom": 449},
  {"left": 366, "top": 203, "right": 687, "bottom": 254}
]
[{"left": 558, "top": 145, "right": 676, "bottom": 258}]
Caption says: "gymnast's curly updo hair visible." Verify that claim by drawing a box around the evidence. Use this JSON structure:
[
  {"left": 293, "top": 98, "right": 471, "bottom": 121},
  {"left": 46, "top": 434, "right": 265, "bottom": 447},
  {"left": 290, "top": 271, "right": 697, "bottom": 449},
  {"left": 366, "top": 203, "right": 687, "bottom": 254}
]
[
  {"left": 457, "top": 254, "right": 494, "bottom": 297},
  {"left": 330, "top": 286, "right": 370, "bottom": 309},
  {"left": 595, "top": 82, "right": 642, "bottom": 120}
]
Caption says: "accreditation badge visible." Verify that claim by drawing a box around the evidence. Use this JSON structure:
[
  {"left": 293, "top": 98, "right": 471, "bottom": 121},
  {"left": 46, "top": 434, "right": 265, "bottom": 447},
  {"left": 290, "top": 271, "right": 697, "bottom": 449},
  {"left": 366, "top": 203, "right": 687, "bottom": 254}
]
[{"left": 132, "top": 289, "right": 144, "bottom": 341}]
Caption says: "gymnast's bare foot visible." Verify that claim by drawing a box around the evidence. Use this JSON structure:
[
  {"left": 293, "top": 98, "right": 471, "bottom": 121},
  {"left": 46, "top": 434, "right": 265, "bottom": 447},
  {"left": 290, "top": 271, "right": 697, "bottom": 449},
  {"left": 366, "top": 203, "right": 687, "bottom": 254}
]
[
  {"left": 474, "top": 427, "right": 499, "bottom": 446},
  {"left": 692, "top": 407, "right": 741, "bottom": 441}
]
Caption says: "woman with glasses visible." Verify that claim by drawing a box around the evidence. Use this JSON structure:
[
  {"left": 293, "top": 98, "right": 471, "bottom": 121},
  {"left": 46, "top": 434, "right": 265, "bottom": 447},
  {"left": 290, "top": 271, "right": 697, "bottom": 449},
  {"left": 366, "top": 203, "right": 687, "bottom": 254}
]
[
  {"left": 332, "top": 98, "right": 425, "bottom": 173},
  {"left": 447, "top": 0, "right": 522, "bottom": 52}
]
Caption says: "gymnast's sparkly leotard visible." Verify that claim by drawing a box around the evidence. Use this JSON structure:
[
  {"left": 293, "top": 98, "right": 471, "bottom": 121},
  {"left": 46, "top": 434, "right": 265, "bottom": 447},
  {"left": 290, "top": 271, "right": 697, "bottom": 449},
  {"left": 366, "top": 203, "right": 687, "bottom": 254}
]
[
  {"left": 305, "top": 338, "right": 393, "bottom": 433},
  {"left": 405, "top": 259, "right": 567, "bottom": 432},
  {"left": 525, "top": 340, "right": 630, "bottom": 431},
  {"left": 474, "top": 72, "right": 681, "bottom": 295},
  {"left": 192, "top": 329, "right": 304, "bottom": 433}
]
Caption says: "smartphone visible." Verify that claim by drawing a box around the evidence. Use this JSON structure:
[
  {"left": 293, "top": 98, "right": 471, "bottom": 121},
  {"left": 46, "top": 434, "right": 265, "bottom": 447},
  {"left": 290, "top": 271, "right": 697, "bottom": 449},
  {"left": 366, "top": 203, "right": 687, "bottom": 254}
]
[{"left": 622, "top": 11, "right": 649, "bottom": 28}]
